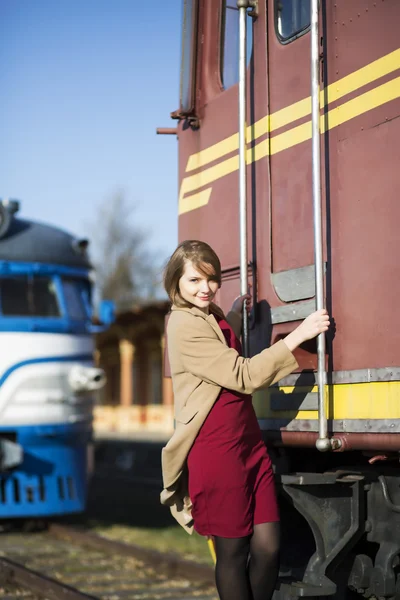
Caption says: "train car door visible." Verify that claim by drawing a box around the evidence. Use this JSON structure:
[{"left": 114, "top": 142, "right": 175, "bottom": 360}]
[{"left": 264, "top": 0, "right": 318, "bottom": 318}]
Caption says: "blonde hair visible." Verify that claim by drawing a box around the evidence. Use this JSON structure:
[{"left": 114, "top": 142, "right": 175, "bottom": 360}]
[{"left": 163, "top": 240, "right": 221, "bottom": 307}]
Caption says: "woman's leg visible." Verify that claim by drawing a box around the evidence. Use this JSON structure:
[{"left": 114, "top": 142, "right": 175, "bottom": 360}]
[
  {"left": 248, "top": 521, "right": 280, "bottom": 600},
  {"left": 214, "top": 535, "right": 252, "bottom": 600}
]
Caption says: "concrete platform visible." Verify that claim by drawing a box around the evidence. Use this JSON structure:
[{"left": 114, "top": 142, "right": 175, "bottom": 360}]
[{"left": 94, "top": 429, "right": 171, "bottom": 443}]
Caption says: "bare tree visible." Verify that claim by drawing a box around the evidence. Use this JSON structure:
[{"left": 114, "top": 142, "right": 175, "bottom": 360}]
[{"left": 89, "top": 192, "right": 161, "bottom": 308}]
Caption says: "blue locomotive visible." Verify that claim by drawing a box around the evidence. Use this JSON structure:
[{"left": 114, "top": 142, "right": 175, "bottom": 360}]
[{"left": 0, "top": 199, "right": 109, "bottom": 519}]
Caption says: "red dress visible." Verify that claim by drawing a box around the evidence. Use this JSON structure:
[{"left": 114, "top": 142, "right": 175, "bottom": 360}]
[{"left": 187, "top": 315, "right": 279, "bottom": 538}]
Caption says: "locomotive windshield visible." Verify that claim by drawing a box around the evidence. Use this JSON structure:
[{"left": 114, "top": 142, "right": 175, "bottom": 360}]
[
  {"left": 0, "top": 274, "right": 91, "bottom": 322},
  {"left": 61, "top": 277, "right": 90, "bottom": 321},
  {"left": 0, "top": 275, "right": 60, "bottom": 317}
]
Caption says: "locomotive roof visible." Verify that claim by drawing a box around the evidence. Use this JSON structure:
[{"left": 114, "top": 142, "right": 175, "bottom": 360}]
[{"left": 0, "top": 217, "right": 91, "bottom": 269}]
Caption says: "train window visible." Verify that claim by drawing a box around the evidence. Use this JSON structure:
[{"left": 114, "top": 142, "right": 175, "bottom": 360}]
[
  {"left": 275, "top": 0, "right": 311, "bottom": 43},
  {"left": 180, "top": 0, "right": 199, "bottom": 114},
  {"left": 221, "top": 0, "right": 253, "bottom": 90},
  {"left": 61, "top": 279, "right": 89, "bottom": 321},
  {"left": 0, "top": 276, "right": 60, "bottom": 317}
]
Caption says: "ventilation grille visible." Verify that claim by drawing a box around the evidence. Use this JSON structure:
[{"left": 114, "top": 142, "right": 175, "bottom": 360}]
[{"left": 0, "top": 475, "right": 76, "bottom": 504}]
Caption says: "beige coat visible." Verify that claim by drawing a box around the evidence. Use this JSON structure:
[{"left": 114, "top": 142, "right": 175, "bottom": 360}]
[{"left": 160, "top": 303, "right": 298, "bottom": 533}]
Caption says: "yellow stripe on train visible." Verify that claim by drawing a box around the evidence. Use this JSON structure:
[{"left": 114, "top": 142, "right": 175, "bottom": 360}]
[
  {"left": 178, "top": 49, "right": 400, "bottom": 215},
  {"left": 185, "top": 48, "right": 400, "bottom": 172},
  {"left": 252, "top": 381, "right": 400, "bottom": 421}
]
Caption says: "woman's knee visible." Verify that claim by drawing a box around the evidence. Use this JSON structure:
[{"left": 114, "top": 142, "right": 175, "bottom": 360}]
[
  {"left": 250, "top": 523, "right": 280, "bottom": 566},
  {"left": 251, "top": 541, "right": 279, "bottom": 568}
]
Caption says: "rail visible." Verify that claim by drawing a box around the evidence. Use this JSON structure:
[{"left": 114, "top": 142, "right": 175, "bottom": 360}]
[
  {"left": 0, "top": 524, "right": 216, "bottom": 600},
  {"left": 0, "top": 556, "right": 97, "bottom": 600}
]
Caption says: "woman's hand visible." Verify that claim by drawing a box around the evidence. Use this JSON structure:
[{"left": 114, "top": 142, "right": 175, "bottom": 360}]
[
  {"left": 297, "top": 309, "right": 330, "bottom": 341},
  {"left": 230, "top": 292, "right": 252, "bottom": 316},
  {"left": 283, "top": 309, "right": 330, "bottom": 352}
]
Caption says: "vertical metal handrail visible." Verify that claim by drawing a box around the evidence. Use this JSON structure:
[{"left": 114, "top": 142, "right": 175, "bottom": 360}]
[
  {"left": 311, "top": 0, "right": 330, "bottom": 452},
  {"left": 238, "top": 1, "right": 249, "bottom": 356}
]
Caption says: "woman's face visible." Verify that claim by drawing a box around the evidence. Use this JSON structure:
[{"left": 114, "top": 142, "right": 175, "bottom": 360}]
[{"left": 178, "top": 260, "right": 219, "bottom": 313}]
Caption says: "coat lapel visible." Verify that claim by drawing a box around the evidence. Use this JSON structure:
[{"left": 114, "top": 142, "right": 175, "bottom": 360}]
[{"left": 206, "top": 313, "right": 228, "bottom": 346}]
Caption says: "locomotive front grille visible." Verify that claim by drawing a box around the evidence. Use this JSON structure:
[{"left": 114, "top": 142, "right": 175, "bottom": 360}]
[
  {"left": 57, "top": 475, "right": 76, "bottom": 501},
  {"left": 0, "top": 474, "right": 78, "bottom": 507}
]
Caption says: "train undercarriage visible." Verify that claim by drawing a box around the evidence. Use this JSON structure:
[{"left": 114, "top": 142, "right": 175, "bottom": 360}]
[{"left": 270, "top": 448, "right": 400, "bottom": 599}]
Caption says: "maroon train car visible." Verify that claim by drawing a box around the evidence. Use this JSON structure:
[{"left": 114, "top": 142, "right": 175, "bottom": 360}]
[{"left": 165, "top": 1, "right": 400, "bottom": 597}]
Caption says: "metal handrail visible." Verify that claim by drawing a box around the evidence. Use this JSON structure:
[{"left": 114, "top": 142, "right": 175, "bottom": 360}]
[
  {"left": 237, "top": 0, "right": 251, "bottom": 356},
  {"left": 310, "top": 0, "right": 331, "bottom": 452}
]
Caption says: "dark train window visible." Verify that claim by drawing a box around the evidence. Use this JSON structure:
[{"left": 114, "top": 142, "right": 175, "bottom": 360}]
[
  {"left": 221, "top": 0, "right": 253, "bottom": 90},
  {"left": 62, "top": 278, "right": 89, "bottom": 321},
  {"left": 180, "top": 0, "right": 199, "bottom": 114},
  {"left": 275, "top": 0, "right": 311, "bottom": 43},
  {"left": 0, "top": 276, "right": 60, "bottom": 317}
]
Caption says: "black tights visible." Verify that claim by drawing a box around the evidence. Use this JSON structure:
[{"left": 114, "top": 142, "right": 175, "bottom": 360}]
[{"left": 214, "top": 522, "right": 280, "bottom": 600}]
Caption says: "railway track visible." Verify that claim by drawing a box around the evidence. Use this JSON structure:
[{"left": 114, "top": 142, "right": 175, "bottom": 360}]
[{"left": 0, "top": 524, "right": 217, "bottom": 600}]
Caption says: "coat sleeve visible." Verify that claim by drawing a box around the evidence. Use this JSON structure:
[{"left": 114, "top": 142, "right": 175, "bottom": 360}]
[{"left": 171, "top": 315, "right": 298, "bottom": 394}]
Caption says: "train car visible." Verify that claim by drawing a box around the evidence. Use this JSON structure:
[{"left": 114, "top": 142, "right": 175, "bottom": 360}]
[
  {"left": 170, "top": 1, "right": 400, "bottom": 598},
  {"left": 0, "top": 199, "right": 109, "bottom": 520}
]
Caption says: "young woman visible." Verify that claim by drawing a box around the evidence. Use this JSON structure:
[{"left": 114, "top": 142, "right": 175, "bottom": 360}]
[{"left": 160, "top": 240, "right": 329, "bottom": 600}]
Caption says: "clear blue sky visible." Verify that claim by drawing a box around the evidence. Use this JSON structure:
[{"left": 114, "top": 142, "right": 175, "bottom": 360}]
[{"left": 0, "top": 0, "right": 180, "bottom": 266}]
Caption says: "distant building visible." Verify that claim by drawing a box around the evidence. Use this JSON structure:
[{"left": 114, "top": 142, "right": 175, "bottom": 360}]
[{"left": 94, "top": 301, "right": 174, "bottom": 437}]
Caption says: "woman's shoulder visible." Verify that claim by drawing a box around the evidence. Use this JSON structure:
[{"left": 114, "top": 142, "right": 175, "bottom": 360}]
[
  {"left": 169, "top": 307, "right": 206, "bottom": 327},
  {"left": 168, "top": 306, "right": 217, "bottom": 338}
]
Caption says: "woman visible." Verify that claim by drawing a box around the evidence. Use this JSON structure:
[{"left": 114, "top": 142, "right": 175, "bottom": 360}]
[{"left": 160, "top": 240, "right": 329, "bottom": 600}]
